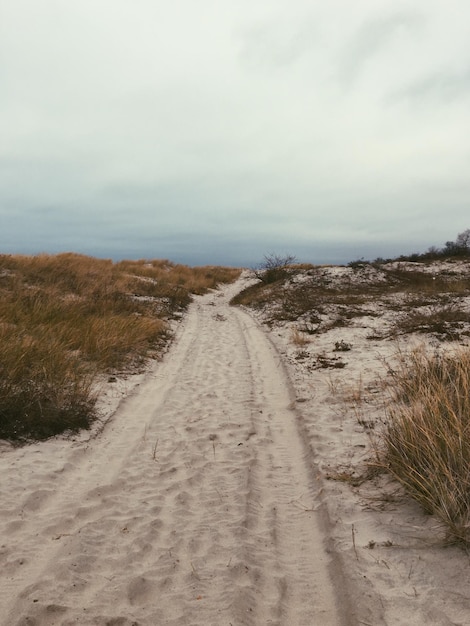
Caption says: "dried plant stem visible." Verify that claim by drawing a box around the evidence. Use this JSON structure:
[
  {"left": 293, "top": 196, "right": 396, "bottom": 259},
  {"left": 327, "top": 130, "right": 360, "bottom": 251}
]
[
  {"left": 152, "top": 439, "right": 159, "bottom": 461},
  {"left": 352, "top": 524, "right": 359, "bottom": 560}
]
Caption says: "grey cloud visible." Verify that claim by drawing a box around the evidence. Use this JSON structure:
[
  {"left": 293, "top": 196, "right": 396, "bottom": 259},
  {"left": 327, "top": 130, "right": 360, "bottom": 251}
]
[
  {"left": 339, "top": 11, "right": 423, "bottom": 86},
  {"left": 237, "top": 18, "right": 318, "bottom": 70},
  {"left": 388, "top": 66, "right": 470, "bottom": 104}
]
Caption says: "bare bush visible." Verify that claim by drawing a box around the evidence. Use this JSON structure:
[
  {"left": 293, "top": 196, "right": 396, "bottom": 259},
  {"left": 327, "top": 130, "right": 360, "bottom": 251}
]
[{"left": 253, "top": 253, "right": 297, "bottom": 284}]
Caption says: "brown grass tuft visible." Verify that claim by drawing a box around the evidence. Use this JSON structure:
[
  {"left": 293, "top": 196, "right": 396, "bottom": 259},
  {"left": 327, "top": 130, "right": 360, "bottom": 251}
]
[
  {"left": 290, "top": 326, "right": 310, "bottom": 346},
  {"left": 378, "top": 347, "right": 470, "bottom": 544}
]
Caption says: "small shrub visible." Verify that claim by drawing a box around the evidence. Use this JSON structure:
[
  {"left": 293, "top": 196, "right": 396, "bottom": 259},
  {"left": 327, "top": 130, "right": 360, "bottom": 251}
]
[
  {"left": 348, "top": 258, "right": 369, "bottom": 269},
  {"left": 253, "top": 253, "right": 297, "bottom": 284},
  {"left": 314, "top": 353, "right": 346, "bottom": 369},
  {"left": 334, "top": 340, "right": 352, "bottom": 352}
]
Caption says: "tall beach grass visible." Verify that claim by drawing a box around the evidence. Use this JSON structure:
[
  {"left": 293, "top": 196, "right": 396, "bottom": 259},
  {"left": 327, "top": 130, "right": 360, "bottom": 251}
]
[
  {"left": 380, "top": 347, "right": 470, "bottom": 544},
  {"left": 0, "top": 253, "right": 240, "bottom": 442}
]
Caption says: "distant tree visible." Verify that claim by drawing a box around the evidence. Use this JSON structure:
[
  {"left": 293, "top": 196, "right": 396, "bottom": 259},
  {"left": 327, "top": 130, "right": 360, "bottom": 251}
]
[
  {"left": 443, "top": 241, "right": 461, "bottom": 255},
  {"left": 443, "top": 229, "right": 470, "bottom": 257},
  {"left": 419, "top": 246, "right": 443, "bottom": 261},
  {"left": 253, "top": 253, "right": 297, "bottom": 284},
  {"left": 456, "top": 229, "right": 470, "bottom": 250}
]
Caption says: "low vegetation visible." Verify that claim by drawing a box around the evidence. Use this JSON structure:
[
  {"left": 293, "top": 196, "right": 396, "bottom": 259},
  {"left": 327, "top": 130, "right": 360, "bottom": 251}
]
[
  {"left": 0, "top": 253, "right": 240, "bottom": 442},
  {"left": 232, "top": 260, "right": 470, "bottom": 336},
  {"left": 231, "top": 233, "right": 470, "bottom": 544}
]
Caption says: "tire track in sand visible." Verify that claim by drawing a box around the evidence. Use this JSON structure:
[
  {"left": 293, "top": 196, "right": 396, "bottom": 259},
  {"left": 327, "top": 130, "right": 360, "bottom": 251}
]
[{"left": 0, "top": 278, "right": 353, "bottom": 625}]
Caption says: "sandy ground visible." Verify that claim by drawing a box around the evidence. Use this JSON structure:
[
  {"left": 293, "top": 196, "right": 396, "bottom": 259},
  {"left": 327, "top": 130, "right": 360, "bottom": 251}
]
[
  {"left": 0, "top": 276, "right": 350, "bottom": 626},
  {"left": 245, "top": 265, "right": 470, "bottom": 626},
  {"left": 1, "top": 271, "right": 470, "bottom": 625}
]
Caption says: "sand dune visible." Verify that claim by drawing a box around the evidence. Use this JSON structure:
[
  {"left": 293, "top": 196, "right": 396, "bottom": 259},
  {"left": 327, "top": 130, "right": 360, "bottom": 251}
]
[
  {"left": 0, "top": 276, "right": 352, "bottom": 625},
  {"left": 2, "top": 270, "right": 470, "bottom": 625},
  {"left": 246, "top": 264, "right": 470, "bottom": 626}
]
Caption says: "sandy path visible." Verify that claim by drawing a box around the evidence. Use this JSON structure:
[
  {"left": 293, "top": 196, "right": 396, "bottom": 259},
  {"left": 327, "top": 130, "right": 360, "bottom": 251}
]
[{"left": 0, "top": 279, "right": 352, "bottom": 626}]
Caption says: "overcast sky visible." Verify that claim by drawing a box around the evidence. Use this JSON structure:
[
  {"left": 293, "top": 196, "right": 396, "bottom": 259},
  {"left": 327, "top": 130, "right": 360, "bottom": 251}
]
[{"left": 1, "top": 0, "right": 469, "bottom": 266}]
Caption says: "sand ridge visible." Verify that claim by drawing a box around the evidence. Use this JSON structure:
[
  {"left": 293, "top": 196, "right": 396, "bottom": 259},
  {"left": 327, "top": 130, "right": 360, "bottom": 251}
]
[{"left": 0, "top": 276, "right": 352, "bottom": 625}]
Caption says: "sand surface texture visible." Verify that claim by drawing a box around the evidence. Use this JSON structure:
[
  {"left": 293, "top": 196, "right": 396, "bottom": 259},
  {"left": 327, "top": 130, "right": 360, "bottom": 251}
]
[
  {"left": 246, "top": 264, "right": 470, "bottom": 626},
  {"left": 0, "top": 278, "right": 351, "bottom": 625}
]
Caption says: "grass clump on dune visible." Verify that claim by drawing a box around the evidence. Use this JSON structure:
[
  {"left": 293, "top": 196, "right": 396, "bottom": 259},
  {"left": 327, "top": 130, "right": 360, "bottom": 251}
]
[
  {"left": 380, "top": 348, "right": 470, "bottom": 545},
  {"left": 0, "top": 253, "right": 241, "bottom": 442},
  {"left": 0, "top": 327, "right": 97, "bottom": 440}
]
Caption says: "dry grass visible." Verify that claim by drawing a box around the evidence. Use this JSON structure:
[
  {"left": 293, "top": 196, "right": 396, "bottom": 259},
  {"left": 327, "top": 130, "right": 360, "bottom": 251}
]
[
  {"left": 0, "top": 253, "right": 240, "bottom": 441},
  {"left": 378, "top": 347, "right": 470, "bottom": 545},
  {"left": 0, "top": 326, "right": 97, "bottom": 440},
  {"left": 231, "top": 257, "right": 470, "bottom": 544},
  {"left": 290, "top": 326, "right": 310, "bottom": 346},
  {"left": 231, "top": 260, "right": 470, "bottom": 337},
  {"left": 393, "top": 304, "right": 470, "bottom": 341}
]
